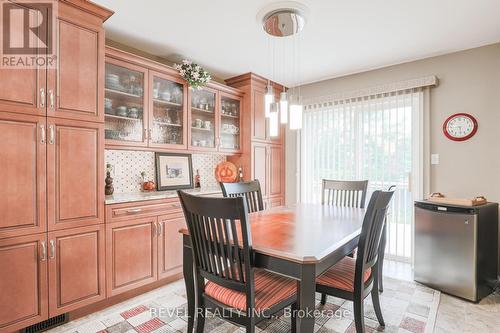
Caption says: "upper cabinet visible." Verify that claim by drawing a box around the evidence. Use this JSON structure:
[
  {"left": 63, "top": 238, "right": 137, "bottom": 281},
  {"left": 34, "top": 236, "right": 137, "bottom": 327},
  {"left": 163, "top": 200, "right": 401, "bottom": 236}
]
[
  {"left": 104, "top": 59, "right": 148, "bottom": 146},
  {"left": 104, "top": 47, "right": 243, "bottom": 154},
  {"left": 219, "top": 94, "right": 242, "bottom": 153},
  {"left": 189, "top": 88, "right": 218, "bottom": 151},
  {"left": 150, "top": 72, "right": 187, "bottom": 149},
  {"left": 0, "top": 1, "right": 111, "bottom": 122}
]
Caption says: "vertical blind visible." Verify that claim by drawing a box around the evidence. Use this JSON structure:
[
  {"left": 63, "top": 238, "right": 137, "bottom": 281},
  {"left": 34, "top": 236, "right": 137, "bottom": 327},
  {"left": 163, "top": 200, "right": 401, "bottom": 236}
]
[{"left": 300, "top": 89, "right": 422, "bottom": 259}]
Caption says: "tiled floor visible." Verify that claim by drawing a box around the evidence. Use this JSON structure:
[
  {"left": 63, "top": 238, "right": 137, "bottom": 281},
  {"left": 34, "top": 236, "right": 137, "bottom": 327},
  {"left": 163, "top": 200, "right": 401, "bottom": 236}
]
[
  {"left": 47, "top": 260, "right": 446, "bottom": 333},
  {"left": 385, "top": 261, "right": 500, "bottom": 333}
]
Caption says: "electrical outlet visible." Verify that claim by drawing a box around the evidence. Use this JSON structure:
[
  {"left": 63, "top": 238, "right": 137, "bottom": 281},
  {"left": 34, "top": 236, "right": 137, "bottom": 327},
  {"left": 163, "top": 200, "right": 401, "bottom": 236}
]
[{"left": 431, "top": 154, "right": 439, "bottom": 165}]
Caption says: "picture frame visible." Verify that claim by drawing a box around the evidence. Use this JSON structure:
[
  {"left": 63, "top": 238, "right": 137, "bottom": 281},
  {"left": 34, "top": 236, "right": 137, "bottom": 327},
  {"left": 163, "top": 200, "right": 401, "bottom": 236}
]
[{"left": 155, "top": 153, "right": 193, "bottom": 191}]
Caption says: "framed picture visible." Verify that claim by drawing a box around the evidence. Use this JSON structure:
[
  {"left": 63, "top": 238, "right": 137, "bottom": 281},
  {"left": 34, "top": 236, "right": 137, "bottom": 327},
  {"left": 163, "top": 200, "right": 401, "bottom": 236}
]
[{"left": 155, "top": 153, "right": 193, "bottom": 191}]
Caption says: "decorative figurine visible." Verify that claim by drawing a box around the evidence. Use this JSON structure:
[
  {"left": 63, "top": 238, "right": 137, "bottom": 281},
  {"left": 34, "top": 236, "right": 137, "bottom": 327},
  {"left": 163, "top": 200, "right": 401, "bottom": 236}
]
[
  {"left": 238, "top": 166, "right": 244, "bottom": 182},
  {"left": 105, "top": 164, "right": 114, "bottom": 195},
  {"left": 194, "top": 169, "right": 201, "bottom": 188}
]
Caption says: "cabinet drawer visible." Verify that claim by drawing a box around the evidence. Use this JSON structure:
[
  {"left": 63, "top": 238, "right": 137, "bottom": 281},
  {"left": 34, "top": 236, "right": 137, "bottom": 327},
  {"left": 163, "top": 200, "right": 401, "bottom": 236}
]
[{"left": 106, "top": 198, "right": 182, "bottom": 223}]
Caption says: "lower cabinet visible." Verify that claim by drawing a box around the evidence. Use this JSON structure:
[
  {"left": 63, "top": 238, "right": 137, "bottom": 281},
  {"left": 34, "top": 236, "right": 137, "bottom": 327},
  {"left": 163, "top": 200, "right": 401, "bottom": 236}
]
[
  {"left": 0, "top": 226, "right": 105, "bottom": 332},
  {"left": 0, "top": 234, "right": 48, "bottom": 333},
  {"left": 48, "top": 225, "right": 105, "bottom": 317},
  {"left": 105, "top": 200, "right": 187, "bottom": 297},
  {"left": 106, "top": 217, "right": 158, "bottom": 297},
  {"left": 158, "top": 216, "right": 186, "bottom": 279}
]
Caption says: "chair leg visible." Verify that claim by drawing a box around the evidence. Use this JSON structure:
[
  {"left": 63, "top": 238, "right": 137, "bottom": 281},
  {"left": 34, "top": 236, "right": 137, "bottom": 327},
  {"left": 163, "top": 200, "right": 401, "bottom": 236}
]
[
  {"left": 378, "top": 259, "right": 384, "bottom": 293},
  {"left": 371, "top": 286, "right": 385, "bottom": 327},
  {"left": 291, "top": 303, "right": 297, "bottom": 333},
  {"left": 246, "top": 319, "right": 255, "bottom": 333},
  {"left": 320, "top": 293, "right": 327, "bottom": 305},
  {"left": 353, "top": 296, "right": 365, "bottom": 333},
  {"left": 195, "top": 308, "right": 205, "bottom": 333}
]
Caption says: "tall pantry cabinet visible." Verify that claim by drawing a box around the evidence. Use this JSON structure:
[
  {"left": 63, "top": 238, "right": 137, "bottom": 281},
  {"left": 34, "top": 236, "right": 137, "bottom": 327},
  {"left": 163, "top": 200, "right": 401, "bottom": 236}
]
[
  {"left": 0, "top": 1, "right": 113, "bottom": 332},
  {"left": 225, "top": 73, "right": 286, "bottom": 208}
]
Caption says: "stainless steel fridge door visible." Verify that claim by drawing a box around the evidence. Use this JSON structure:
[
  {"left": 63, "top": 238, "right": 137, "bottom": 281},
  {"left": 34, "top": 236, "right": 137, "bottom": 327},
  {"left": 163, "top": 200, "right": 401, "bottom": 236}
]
[{"left": 414, "top": 206, "right": 477, "bottom": 301}]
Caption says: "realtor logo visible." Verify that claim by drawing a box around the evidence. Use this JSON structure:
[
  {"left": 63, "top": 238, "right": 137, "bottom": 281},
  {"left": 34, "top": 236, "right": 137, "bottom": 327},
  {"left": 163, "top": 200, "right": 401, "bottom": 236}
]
[{"left": 1, "top": 0, "right": 57, "bottom": 68}]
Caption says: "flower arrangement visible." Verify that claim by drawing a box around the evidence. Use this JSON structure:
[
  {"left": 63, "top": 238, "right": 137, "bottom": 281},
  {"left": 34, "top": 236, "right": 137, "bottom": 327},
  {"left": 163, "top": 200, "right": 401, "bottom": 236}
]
[{"left": 174, "top": 59, "right": 211, "bottom": 90}]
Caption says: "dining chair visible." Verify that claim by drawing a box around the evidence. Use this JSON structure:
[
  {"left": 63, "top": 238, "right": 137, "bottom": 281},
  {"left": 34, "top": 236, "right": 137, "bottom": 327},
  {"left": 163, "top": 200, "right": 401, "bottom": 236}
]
[
  {"left": 378, "top": 185, "right": 396, "bottom": 293},
  {"left": 316, "top": 189, "right": 395, "bottom": 333},
  {"left": 321, "top": 179, "right": 369, "bottom": 208},
  {"left": 220, "top": 180, "right": 264, "bottom": 213},
  {"left": 178, "top": 191, "right": 297, "bottom": 333}
]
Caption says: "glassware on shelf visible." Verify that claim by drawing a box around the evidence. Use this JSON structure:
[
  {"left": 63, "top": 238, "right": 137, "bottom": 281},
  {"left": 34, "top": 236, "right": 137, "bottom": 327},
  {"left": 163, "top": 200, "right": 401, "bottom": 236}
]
[
  {"left": 220, "top": 96, "right": 241, "bottom": 150},
  {"left": 151, "top": 76, "right": 184, "bottom": 145},
  {"left": 105, "top": 63, "right": 146, "bottom": 143},
  {"left": 190, "top": 89, "right": 216, "bottom": 148}
]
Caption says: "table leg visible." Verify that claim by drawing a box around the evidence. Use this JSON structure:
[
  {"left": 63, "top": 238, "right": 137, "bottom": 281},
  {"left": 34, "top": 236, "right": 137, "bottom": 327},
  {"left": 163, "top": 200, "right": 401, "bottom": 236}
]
[
  {"left": 297, "top": 264, "right": 316, "bottom": 333},
  {"left": 183, "top": 237, "right": 195, "bottom": 333}
]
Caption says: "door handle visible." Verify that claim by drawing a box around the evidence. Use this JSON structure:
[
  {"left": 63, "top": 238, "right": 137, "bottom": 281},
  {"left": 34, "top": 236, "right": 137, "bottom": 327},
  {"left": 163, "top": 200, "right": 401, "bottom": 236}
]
[
  {"left": 126, "top": 208, "right": 142, "bottom": 213},
  {"left": 157, "top": 222, "right": 163, "bottom": 236},
  {"left": 49, "top": 90, "right": 55, "bottom": 109},
  {"left": 40, "top": 241, "right": 47, "bottom": 261},
  {"left": 40, "top": 88, "right": 45, "bottom": 108},
  {"left": 48, "top": 125, "right": 55, "bottom": 145},
  {"left": 40, "top": 125, "right": 46, "bottom": 144},
  {"left": 49, "top": 240, "right": 56, "bottom": 259}
]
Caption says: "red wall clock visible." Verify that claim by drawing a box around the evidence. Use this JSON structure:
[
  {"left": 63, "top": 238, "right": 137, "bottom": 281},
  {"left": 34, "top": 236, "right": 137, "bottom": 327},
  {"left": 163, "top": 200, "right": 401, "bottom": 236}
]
[{"left": 443, "top": 113, "right": 478, "bottom": 141}]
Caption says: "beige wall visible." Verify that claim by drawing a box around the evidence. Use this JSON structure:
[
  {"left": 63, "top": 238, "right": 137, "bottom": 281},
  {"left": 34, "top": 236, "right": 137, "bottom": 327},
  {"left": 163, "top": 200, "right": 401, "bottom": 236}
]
[{"left": 286, "top": 43, "right": 500, "bottom": 207}]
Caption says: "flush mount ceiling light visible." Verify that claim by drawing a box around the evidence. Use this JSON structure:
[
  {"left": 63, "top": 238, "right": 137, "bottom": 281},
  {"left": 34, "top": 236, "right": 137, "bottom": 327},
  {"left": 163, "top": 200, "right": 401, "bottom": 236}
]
[{"left": 258, "top": 2, "right": 307, "bottom": 132}]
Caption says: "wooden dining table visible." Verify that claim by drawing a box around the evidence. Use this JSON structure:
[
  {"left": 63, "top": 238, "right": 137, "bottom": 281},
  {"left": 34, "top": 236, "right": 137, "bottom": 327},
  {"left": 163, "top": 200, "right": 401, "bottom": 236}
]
[{"left": 180, "top": 203, "right": 365, "bottom": 333}]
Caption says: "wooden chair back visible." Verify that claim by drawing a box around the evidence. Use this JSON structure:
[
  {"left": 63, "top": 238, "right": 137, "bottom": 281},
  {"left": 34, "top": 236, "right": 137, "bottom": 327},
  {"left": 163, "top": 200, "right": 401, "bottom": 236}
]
[
  {"left": 322, "top": 179, "right": 369, "bottom": 208},
  {"left": 177, "top": 190, "right": 254, "bottom": 305},
  {"left": 355, "top": 190, "right": 394, "bottom": 284},
  {"left": 220, "top": 180, "right": 264, "bottom": 213}
]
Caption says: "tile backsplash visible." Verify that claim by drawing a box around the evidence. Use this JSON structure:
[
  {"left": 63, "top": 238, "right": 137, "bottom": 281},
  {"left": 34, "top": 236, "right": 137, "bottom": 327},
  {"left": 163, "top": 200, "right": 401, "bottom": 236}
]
[{"left": 105, "top": 150, "right": 226, "bottom": 193}]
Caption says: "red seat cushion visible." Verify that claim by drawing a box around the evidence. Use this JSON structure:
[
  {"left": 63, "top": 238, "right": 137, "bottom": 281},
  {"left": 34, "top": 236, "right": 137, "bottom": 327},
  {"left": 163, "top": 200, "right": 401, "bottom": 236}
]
[
  {"left": 204, "top": 269, "right": 296, "bottom": 311},
  {"left": 316, "top": 257, "right": 372, "bottom": 292}
]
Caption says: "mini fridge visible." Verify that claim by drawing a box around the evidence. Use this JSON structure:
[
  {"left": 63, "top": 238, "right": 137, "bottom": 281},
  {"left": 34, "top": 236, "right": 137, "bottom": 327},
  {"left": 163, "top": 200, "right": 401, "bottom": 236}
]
[{"left": 414, "top": 201, "right": 498, "bottom": 302}]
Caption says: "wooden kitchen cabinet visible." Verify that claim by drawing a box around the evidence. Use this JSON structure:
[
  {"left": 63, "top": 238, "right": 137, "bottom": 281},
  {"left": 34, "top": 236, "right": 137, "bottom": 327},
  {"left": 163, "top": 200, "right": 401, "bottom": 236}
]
[
  {"left": 0, "top": 113, "right": 47, "bottom": 239},
  {"left": 47, "top": 118, "right": 104, "bottom": 231},
  {"left": 226, "top": 73, "right": 286, "bottom": 207},
  {"left": 0, "top": 2, "right": 46, "bottom": 117},
  {"left": 47, "top": 1, "right": 107, "bottom": 123},
  {"left": 106, "top": 217, "right": 158, "bottom": 297},
  {"left": 48, "top": 225, "right": 105, "bottom": 317},
  {"left": 158, "top": 216, "right": 186, "bottom": 279},
  {"left": 0, "top": 234, "right": 48, "bottom": 333}
]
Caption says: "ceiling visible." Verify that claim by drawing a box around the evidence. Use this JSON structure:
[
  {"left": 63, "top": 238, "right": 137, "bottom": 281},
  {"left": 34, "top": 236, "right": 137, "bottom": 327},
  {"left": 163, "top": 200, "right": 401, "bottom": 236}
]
[{"left": 95, "top": 0, "right": 500, "bottom": 87}]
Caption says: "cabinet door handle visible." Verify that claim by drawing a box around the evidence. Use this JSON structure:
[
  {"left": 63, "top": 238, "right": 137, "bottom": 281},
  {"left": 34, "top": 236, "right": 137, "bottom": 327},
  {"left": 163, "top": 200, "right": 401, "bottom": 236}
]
[
  {"left": 126, "top": 208, "right": 142, "bottom": 213},
  {"left": 157, "top": 222, "right": 163, "bottom": 236},
  {"left": 148, "top": 129, "right": 152, "bottom": 140},
  {"left": 40, "top": 125, "right": 46, "bottom": 144},
  {"left": 143, "top": 128, "right": 148, "bottom": 140},
  {"left": 48, "top": 125, "right": 55, "bottom": 145},
  {"left": 49, "top": 240, "right": 56, "bottom": 259},
  {"left": 49, "top": 90, "right": 54, "bottom": 109},
  {"left": 40, "top": 241, "right": 47, "bottom": 261},
  {"left": 40, "top": 88, "right": 45, "bottom": 108}
]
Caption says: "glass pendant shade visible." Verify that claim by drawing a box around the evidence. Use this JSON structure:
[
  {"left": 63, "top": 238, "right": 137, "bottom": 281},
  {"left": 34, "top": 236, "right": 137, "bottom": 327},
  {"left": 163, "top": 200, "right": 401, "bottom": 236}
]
[
  {"left": 279, "top": 91, "right": 288, "bottom": 124},
  {"left": 289, "top": 104, "right": 303, "bottom": 130},
  {"left": 269, "top": 103, "right": 279, "bottom": 137},
  {"left": 264, "top": 84, "right": 274, "bottom": 118}
]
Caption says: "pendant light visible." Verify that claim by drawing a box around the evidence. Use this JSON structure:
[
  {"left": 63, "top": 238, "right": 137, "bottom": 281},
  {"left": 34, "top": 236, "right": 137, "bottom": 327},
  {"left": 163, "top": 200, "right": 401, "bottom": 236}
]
[
  {"left": 269, "top": 103, "right": 279, "bottom": 137},
  {"left": 259, "top": 2, "right": 307, "bottom": 130},
  {"left": 264, "top": 82, "right": 274, "bottom": 118},
  {"left": 279, "top": 89, "right": 288, "bottom": 124}
]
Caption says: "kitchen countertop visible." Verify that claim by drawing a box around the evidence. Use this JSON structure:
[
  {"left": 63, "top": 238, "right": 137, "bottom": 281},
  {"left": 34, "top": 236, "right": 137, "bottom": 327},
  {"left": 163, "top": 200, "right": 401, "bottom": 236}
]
[{"left": 105, "top": 188, "right": 222, "bottom": 205}]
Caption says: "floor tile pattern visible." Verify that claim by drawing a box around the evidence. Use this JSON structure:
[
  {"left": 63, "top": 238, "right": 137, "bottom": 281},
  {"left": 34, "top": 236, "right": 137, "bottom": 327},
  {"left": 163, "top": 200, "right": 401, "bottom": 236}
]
[{"left": 47, "top": 274, "right": 440, "bottom": 333}]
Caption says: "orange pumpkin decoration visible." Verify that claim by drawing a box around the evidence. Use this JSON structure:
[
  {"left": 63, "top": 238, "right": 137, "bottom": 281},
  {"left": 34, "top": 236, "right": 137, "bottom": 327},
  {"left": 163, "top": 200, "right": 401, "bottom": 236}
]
[{"left": 215, "top": 161, "right": 238, "bottom": 183}]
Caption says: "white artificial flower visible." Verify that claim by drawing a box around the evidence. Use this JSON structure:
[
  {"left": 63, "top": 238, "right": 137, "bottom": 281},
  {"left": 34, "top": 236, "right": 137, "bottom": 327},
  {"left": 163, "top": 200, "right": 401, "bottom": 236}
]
[
  {"left": 179, "top": 70, "right": 185, "bottom": 76},
  {"left": 192, "top": 71, "right": 200, "bottom": 79}
]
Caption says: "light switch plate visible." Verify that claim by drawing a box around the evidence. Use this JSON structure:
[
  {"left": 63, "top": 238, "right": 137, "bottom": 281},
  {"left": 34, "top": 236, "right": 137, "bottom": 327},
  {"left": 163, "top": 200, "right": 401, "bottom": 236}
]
[{"left": 431, "top": 154, "right": 439, "bottom": 165}]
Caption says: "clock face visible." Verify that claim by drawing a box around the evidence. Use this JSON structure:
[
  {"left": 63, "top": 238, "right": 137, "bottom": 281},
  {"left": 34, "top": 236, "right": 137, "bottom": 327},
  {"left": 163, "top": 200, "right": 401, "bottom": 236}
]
[{"left": 443, "top": 113, "right": 478, "bottom": 141}]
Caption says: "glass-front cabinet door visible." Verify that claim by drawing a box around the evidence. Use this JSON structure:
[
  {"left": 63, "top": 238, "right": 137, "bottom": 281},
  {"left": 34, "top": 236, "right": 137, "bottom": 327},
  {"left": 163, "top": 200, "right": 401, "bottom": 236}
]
[
  {"left": 104, "top": 59, "right": 148, "bottom": 146},
  {"left": 149, "top": 71, "right": 187, "bottom": 149},
  {"left": 219, "top": 94, "right": 242, "bottom": 153},
  {"left": 189, "top": 88, "right": 217, "bottom": 151}
]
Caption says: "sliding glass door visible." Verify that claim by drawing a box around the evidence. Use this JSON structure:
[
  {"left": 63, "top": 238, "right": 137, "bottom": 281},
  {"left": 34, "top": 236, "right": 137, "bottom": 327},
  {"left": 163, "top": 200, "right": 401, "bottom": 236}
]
[{"left": 300, "top": 90, "right": 422, "bottom": 261}]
